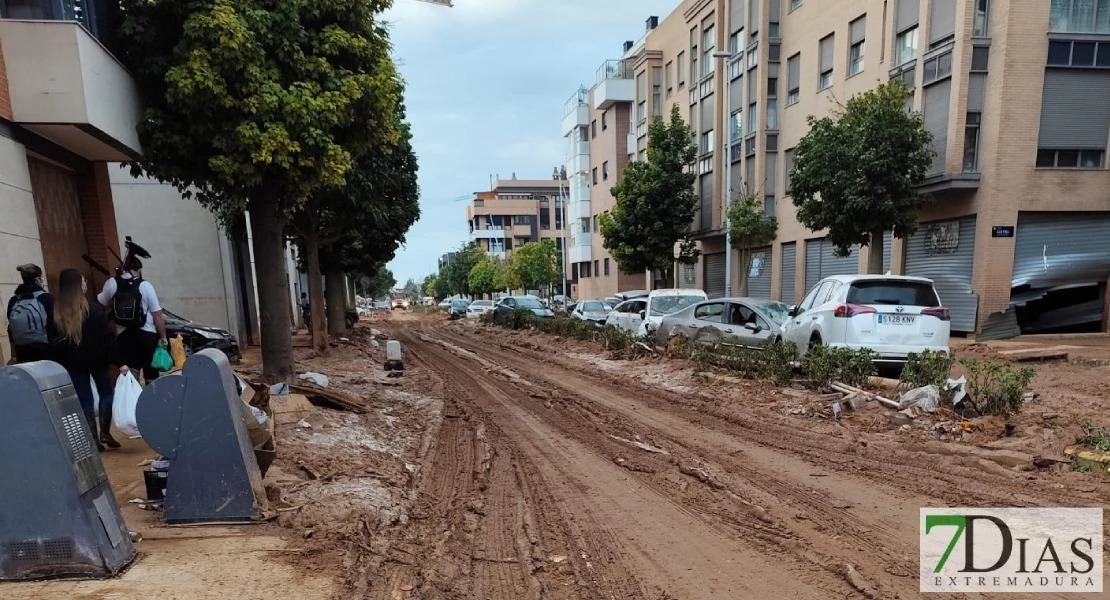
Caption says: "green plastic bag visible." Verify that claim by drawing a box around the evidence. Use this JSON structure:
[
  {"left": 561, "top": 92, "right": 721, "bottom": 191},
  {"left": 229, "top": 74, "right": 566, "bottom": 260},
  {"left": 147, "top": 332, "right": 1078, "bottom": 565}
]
[{"left": 151, "top": 346, "right": 174, "bottom": 372}]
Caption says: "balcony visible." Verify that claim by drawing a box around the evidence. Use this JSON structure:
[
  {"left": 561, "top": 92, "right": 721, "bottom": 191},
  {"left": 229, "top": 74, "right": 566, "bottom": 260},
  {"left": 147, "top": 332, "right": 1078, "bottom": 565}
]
[
  {"left": 561, "top": 87, "right": 589, "bottom": 136},
  {"left": 470, "top": 226, "right": 508, "bottom": 240},
  {"left": 567, "top": 153, "right": 589, "bottom": 176},
  {"left": 568, "top": 241, "right": 592, "bottom": 264},
  {"left": 627, "top": 132, "right": 637, "bottom": 156},
  {"left": 593, "top": 59, "right": 634, "bottom": 110},
  {"left": 0, "top": 17, "right": 142, "bottom": 161}
]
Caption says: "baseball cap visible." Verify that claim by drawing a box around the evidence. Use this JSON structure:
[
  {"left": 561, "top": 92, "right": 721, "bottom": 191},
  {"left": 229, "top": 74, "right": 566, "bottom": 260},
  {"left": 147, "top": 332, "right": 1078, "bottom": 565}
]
[{"left": 16, "top": 264, "right": 42, "bottom": 278}]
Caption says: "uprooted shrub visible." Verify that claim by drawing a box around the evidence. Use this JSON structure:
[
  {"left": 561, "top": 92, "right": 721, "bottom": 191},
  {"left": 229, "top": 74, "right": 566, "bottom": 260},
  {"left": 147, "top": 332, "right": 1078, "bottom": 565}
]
[
  {"left": 900, "top": 350, "right": 955, "bottom": 390},
  {"left": 960, "top": 359, "right": 1035, "bottom": 416},
  {"left": 802, "top": 345, "right": 876, "bottom": 390},
  {"left": 1079, "top": 421, "right": 1110, "bottom": 452}
]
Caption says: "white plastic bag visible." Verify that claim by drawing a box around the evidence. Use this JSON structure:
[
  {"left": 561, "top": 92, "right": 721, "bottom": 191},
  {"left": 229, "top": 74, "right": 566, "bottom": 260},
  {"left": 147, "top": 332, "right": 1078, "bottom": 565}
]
[{"left": 113, "top": 371, "right": 144, "bottom": 439}]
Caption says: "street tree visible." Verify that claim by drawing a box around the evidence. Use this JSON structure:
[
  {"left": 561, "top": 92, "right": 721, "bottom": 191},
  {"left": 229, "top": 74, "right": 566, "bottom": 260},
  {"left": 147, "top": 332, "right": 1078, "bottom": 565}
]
[
  {"left": 354, "top": 265, "right": 395, "bottom": 299},
  {"left": 402, "top": 278, "right": 422, "bottom": 300},
  {"left": 423, "top": 275, "right": 439, "bottom": 299},
  {"left": 599, "top": 105, "right": 698, "bottom": 284},
  {"left": 509, "top": 240, "right": 561, "bottom": 293},
  {"left": 726, "top": 187, "right": 778, "bottom": 296},
  {"left": 467, "top": 258, "right": 501, "bottom": 298},
  {"left": 440, "top": 243, "right": 485, "bottom": 297},
  {"left": 118, "top": 0, "right": 401, "bottom": 381},
  {"left": 789, "top": 80, "right": 934, "bottom": 273},
  {"left": 294, "top": 102, "right": 418, "bottom": 345}
]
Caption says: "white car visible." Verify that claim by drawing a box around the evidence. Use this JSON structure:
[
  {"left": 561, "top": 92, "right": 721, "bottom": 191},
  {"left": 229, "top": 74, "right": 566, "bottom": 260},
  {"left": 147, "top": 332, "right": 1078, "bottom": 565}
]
[
  {"left": 781, "top": 274, "right": 951, "bottom": 365},
  {"left": 605, "top": 288, "right": 708, "bottom": 337},
  {"left": 466, "top": 299, "right": 494, "bottom": 318}
]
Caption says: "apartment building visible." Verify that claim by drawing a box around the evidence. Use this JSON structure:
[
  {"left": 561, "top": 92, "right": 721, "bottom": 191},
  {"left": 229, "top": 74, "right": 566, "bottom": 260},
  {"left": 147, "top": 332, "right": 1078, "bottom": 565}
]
[
  {"left": 465, "top": 178, "right": 568, "bottom": 272},
  {"left": 567, "top": 0, "right": 1110, "bottom": 334}
]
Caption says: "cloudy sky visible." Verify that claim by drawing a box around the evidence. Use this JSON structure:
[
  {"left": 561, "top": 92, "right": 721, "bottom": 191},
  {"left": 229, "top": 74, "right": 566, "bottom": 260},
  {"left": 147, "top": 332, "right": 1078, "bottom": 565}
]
[{"left": 383, "top": 0, "right": 680, "bottom": 284}]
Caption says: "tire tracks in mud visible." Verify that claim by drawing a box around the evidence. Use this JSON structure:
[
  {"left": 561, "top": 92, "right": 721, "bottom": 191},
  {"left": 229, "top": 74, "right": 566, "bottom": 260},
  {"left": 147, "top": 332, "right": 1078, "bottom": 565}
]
[{"left": 427, "top": 323, "right": 1107, "bottom": 600}]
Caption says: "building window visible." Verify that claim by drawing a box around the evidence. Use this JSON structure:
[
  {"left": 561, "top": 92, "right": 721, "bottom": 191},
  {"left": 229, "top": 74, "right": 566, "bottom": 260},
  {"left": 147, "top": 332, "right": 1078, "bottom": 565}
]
[
  {"left": 665, "top": 61, "right": 673, "bottom": 96},
  {"left": 572, "top": 263, "right": 579, "bottom": 279},
  {"left": 764, "top": 195, "right": 776, "bottom": 216},
  {"left": 787, "top": 53, "right": 800, "bottom": 105},
  {"left": 1047, "top": 39, "right": 1110, "bottom": 67},
  {"left": 1036, "top": 148, "right": 1105, "bottom": 168},
  {"left": 1051, "top": 0, "right": 1110, "bottom": 33},
  {"left": 971, "top": 46, "right": 990, "bottom": 71},
  {"left": 922, "top": 50, "right": 953, "bottom": 84},
  {"left": 895, "top": 26, "right": 918, "bottom": 66},
  {"left": 729, "top": 57, "right": 744, "bottom": 80},
  {"left": 593, "top": 260, "right": 599, "bottom": 276},
  {"left": 848, "top": 16, "right": 866, "bottom": 76},
  {"left": 747, "top": 103, "right": 757, "bottom": 132},
  {"left": 747, "top": 48, "right": 758, "bottom": 69},
  {"left": 769, "top": 42, "right": 781, "bottom": 62},
  {"left": 790, "top": 0, "right": 803, "bottom": 10},
  {"left": 591, "top": 120, "right": 597, "bottom": 138},
  {"left": 653, "top": 66, "right": 663, "bottom": 116},
  {"left": 637, "top": 101, "right": 646, "bottom": 122},
  {"left": 677, "top": 51, "right": 686, "bottom": 87},
  {"left": 768, "top": 77, "right": 778, "bottom": 98},
  {"left": 582, "top": 262, "right": 591, "bottom": 278},
  {"left": 700, "top": 129, "right": 715, "bottom": 154},
  {"left": 963, "top": 112, "right": 981, "bottom": 172},
  {"left": 592, "top": 167, "right": 598, "bottom": 185},
  {"left": 973, "top": 0, "right": 990, "bottom": 36},
  {"left": 730, "top": 110, "right": 743, "bottom": 140},
  {"left": 819, "top": 34, "right": 835, "bottom": 90},
  {"left": 702, "top": 24, "right": 716, "bottom": 77},
  {"left": 602, "top": 111, "right": 608, "bottom": 131},
  {"left": 767, "top": 98, "right": 778, "bottom": 129},
  {"left": 604, "top": 258, "right": 610, "bottom": 276},
  {"left": 593, "top": 215, "right": 598, "bottom": 232},
  {"left": 729, "top": 32, "right": 740, "bottom": 54},
  {"left": 581, "top": 217, "right": 590, "bottom": 233},
  {"left": 602, "top": 161, "right": 609, "bottom": 180},
  {"left": 745, "top": 135, "right": 757, "bottom": 156}
]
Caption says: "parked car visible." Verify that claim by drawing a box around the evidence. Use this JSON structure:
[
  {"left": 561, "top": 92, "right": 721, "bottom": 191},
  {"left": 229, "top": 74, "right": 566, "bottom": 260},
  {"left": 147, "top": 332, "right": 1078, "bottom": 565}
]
[
  {"left": 466, "top": 299, "right": 495, "bottom": 318},
  {"left": 781, "top": 275, "right": 951, "bottom": 366},
  {"left": 614, "top": 289, "right": 650, "bottom": 301},
  {"left": 448, "top": 298, "right": 471, "bottom": 320},
  {"left": 570, "top": 300, "right": 614, "bottom": 327},
  {"left": 608, "top": 289, "right": 708, "bottom": 337},
  {"left": 492, "top": 295, "right": 555, "bottom": 319},
  {"left": 390, "top": 294, "right": 410, "bottom": 310},
  {"left": 655, "top": 298, "right": 790, "bottom": 348},
  {"left": 438, "top": 299, "right": 452, "bottom": 310},
  {"left": 605, "top": 297, "right": 650, "bottom": 333},
  {"left": 163, "top": 308, "right": 241, "bottom": 364}
]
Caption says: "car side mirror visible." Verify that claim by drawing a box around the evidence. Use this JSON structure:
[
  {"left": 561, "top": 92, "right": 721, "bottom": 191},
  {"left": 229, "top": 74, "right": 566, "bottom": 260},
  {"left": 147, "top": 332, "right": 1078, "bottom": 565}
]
[
  {"left": 639, "top": 310, "right": 646, "bottom": 320},
  {"left": 744, "top": 323, "right": 762, "bottom": 333},
  {"left": 788, "top": 305, "right": 800, "bottom": 317}
]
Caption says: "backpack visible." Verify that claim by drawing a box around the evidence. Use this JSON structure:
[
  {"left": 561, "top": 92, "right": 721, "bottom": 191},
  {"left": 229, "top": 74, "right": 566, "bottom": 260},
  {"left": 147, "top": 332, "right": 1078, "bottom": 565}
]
[
  {"left": 9, "top": 290, "right": 49, "bottom": 346},
  {"left": 112, "top": 276, "right": 147, "bottom": 329}
]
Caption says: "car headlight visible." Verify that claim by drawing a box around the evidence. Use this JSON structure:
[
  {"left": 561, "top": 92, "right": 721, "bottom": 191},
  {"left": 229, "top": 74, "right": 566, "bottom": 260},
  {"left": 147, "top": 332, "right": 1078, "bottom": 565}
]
[{"left": 195, "top": 329, "right": 223, "bottom": 340}]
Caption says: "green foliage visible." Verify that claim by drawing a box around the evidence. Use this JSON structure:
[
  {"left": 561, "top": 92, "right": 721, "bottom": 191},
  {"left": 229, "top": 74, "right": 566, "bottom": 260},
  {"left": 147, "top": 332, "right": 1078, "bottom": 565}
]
[
  {"left": 468, "top": 258, "right": 503, "bottom": 298},
  {"left": 423, "top": 274, "right": 438, "bottom": 299},
  {"left": 1079, "top": 421, "right": 1110, "bottom": 452},
  {"left": 600, "top": 105, "right": 698, "bottom": 275},
  {"left": 401, "top": 278, "right": 422, "bottom": 300},
  {"left": 118, "top": 0, "right": 402, "bottom": 219},
  {"left": 762, "top": 340, "right": 799, "bottom": 386},
  {"left": 354, "top": 265, "right": 395, "bottom": 298},
  {"left": 439, "top": 243, "right": 486, "bottom": 297},
  {"left": 789, "top": 80, "right": 934, "bottom": 269},
  {"left": 802, "top": 345, "right": 876, "bottom": 390},
  {"left": 900, "top": 350, "right": 955, "bottom": 389},
  {"left": 727, "top": 187, "right": 778, "bottom": 295},
  {"left": 509, "top": 239, "right": 561, "bottom": 292},
  {"left": 960, "top": 359, "right": 1035, "bottom": 416}
]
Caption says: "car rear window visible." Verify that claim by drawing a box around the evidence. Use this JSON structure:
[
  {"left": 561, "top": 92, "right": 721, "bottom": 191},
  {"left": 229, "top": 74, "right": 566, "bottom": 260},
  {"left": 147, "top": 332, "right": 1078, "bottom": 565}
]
[{"left": 846, "top": 281, "right": 940, "bottom": 307}]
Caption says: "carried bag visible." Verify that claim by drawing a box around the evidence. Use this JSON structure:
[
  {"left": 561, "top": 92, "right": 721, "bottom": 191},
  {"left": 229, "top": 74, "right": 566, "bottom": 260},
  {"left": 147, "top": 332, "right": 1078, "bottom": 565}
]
[
  {"left": 112, "top": 277, "right": 146, "bottom": 329},
  {"left": 169, "top": 335, "right": 187, "bottom": 370},
  {"left": 113, "top": 371, "right": 144, "bottom": 438},
  {"left": 151, "top": 346, "right": 173, "bottom": 372},
  {"left": 9, "top": 290, "right": 49, "bottom": 345}
]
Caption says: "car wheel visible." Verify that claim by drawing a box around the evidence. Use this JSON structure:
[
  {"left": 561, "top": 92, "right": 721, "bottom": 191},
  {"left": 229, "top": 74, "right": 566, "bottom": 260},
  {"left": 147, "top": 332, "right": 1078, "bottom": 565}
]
[{"left": 806, "top": 334, "right": 823, "bottom": 356}]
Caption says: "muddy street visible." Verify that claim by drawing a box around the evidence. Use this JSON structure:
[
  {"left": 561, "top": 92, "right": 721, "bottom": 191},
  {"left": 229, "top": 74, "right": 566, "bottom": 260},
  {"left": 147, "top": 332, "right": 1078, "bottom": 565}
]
[{"left": 344, "top": 314, "right": 1109, "bottom": 600}]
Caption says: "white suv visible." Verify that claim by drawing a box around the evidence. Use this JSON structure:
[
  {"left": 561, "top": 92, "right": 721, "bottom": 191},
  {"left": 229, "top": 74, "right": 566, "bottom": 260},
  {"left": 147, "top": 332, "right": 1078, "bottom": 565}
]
[{"left": 782, "top": 275, "right": 951, "bottom": 365}]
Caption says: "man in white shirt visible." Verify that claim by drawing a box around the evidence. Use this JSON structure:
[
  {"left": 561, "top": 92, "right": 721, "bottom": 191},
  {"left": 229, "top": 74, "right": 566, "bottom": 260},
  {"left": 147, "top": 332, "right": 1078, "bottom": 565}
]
[{"left": 98, "top": 256, "right": 168, "bottom": 382}]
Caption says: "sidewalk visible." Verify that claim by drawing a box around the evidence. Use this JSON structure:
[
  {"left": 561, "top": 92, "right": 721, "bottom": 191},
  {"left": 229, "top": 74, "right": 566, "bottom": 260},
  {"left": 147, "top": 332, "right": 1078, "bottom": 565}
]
[{"left": 4, "top": 437, "right": 334, "bottom": 600}]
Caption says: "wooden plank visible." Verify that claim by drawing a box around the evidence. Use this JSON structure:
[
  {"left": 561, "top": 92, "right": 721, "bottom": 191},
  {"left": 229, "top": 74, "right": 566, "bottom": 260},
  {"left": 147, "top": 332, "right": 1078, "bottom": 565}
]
[
  {"left": 288, "top": 383, "right": 369, "bottom": 414},
  {"left": 997, "top": 346, "right": 1070, "bottom": 362}
]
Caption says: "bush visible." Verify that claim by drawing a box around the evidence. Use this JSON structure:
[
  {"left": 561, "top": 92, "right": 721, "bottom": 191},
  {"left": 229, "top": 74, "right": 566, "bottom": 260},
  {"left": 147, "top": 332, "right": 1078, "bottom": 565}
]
[
  {"left": 960, "top": 359, "right": 1035, "bottom": 416},
  {"left": 763, "top": 340, "right": 798, "bottom": 386},
  {"left": 802, "top": 345, "right": 876, "bottom": 390},
  {"left": 599, "top": 325, "right": 637, "bottom": 352},
  {"left": 1079, "top": 421, "right": 1110, "bottom": 452},
  {"left": 901, "top": 350, "right": 954, "bottom": 389}
]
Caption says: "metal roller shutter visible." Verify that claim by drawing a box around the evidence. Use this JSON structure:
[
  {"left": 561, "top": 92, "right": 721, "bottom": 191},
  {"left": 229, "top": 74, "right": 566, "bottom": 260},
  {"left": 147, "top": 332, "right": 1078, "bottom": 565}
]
[
  {"left": 678, "top": 263, "right": 698, "bottom": 289},
  {"left": 804, "top": 238, "right": 858, "bottom": 293},
  {"left": 746, "top": 246, "right": 772, "bottom": 299},
  {"left": 1013, "top": 212, "right": 1110, "bottom": 292},
  {"left": 703, "top": 252, "right": 726, "bottom": 298},
  {"left": 780, "top": 242, "right": 797, "bottom": 303},
  {"left": 904, "top": 216, "right": 978, "bottom": 332}
]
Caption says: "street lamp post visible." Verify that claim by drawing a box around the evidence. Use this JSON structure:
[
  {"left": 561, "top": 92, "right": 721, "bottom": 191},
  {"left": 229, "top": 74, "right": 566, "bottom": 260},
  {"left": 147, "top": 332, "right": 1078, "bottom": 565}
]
[{"left": 712, "top": 50, "right": 736, "bottom": 297}]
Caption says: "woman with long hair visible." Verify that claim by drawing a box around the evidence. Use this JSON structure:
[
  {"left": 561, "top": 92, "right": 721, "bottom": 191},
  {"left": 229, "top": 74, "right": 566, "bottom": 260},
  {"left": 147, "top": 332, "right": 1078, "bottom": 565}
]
[{"left": 52, "top": 268, "right": 121, "bottom": 451}]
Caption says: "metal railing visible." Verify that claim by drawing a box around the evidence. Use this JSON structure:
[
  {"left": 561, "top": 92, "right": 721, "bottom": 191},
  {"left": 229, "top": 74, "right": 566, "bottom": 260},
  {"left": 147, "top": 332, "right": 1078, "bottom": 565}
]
[
  {"left": 563, "top": 86, "right": 588, "bottom": 116},
  {"left": 595, "top": 59, "right": 633, "bottom": 84}
]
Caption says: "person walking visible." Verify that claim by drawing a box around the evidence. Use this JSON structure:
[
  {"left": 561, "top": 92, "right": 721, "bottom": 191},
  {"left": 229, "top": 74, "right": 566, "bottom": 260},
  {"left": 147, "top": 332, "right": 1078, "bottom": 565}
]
[
  {"left": 299, "top": 292, "right": 311, "bottom": 332},
  {"left": 6, "top": 263, "right": 55, "bottom": 363},
  {"left": 52, "top": 268, "right": 121, "bottom": 450},
  {"left": 98, "top": 255, "right": 167, "bottom": 383}
]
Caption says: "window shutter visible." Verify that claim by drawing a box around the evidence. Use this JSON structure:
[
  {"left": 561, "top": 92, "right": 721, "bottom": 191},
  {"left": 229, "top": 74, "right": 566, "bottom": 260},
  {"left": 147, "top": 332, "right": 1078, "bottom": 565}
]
[
  {"left": 928, "top": 0, "right": 956, "bottom": 43},
  {"left": 923, "top": 79, "right": 951, "bottom": 173},
  {"left": 788, "top": 54, "right": 800, "bottom": 89},
  {"left": 896, "top": 0, "right": 920, "bottom": 32},
  {"left": 850, "top": 16, "right": 866, "bottom": 44},
  {"left": 819, "top": 35, "right": 834, "bottom": 72},
  {"left": 1037, "top": 70, "right": 1110, "bottom": 149}
]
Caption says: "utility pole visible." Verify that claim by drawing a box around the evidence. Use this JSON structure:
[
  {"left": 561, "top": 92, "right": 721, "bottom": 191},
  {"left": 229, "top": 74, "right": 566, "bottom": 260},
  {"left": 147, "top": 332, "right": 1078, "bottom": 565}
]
[{"left": 713, "top": 50, "right": 736, "bottom": 297}]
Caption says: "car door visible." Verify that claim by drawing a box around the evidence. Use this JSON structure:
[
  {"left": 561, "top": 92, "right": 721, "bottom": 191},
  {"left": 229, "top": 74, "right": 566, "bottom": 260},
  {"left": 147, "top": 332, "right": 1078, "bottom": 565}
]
[
  {"left": 784, "top": 280, "right": 833, "bottom": 351},
  {"left": 605, "top": 301, "right": 627, "bottom": 328},
  {"left": 621, "top": 299, "right": 646, "bottom": 333},
  {"left": 688, "top": 301, "right": 727, "bottom": 345},
  {"left": 726, "top": 301, "right": 776, "bottom": 348}
]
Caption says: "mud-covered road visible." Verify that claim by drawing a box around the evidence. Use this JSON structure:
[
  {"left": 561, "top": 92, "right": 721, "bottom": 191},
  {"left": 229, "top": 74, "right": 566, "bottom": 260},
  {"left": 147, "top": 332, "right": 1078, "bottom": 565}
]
[{"left": 357, "top": 317, "right": 1107, "bottom": 600}]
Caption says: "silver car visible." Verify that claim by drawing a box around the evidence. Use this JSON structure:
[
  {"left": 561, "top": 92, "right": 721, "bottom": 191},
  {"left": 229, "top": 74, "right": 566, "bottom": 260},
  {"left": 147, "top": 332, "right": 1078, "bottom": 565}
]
[
  {"left": 570, "top": 300, "right": 614, "bottom": 326},
  {"left": 655, "top": 297, "right": 792, "bottom": 349}
]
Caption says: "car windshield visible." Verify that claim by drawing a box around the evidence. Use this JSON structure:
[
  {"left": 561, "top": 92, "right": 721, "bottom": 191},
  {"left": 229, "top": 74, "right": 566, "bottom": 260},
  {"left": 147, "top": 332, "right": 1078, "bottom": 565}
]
[
  {"left": 649, "top": 295, "right": 700, "bottom": 316},
  {"left": 847, "top": 280, "right": 940, "bottom": 307},
  {"left": 472, "top": 300, "right": 492, "bottom": 307},
  {"left": 451, "top": 300, "right": 469, "bottom": 308},
  {"left": 515, "top": 297, "right": 544, "bottom": 309},
  {"left": 756, "top": 301, "right": 791, "bottom": 325},
  {"left": 581, "top": 301, "right": 611, "bottom": 312}
]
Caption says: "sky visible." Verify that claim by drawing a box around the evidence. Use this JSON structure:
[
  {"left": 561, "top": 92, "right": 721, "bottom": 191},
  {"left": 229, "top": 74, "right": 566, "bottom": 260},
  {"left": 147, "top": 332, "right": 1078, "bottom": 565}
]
[{"left": 383, "top": 0, "right": 681, "bottom": 284}]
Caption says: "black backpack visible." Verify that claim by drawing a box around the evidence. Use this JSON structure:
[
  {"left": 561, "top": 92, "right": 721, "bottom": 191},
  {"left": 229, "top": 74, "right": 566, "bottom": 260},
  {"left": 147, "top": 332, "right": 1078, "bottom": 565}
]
[{"left": 112, "top": 276, "right": 146, "bottom": 329}]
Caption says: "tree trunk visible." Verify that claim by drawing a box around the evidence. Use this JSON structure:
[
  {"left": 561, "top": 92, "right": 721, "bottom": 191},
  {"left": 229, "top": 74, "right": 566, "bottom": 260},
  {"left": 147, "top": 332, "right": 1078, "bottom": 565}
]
[
  {"left": 737, "top": 249, "right": 750, "bottom": 297},
  {"left": 325, "top": 268, "right": 348, "bottom": 337},
  {"left": 303, "top": 230, "right": 328, "bottom": 355},
  {"left": 867, "top": 228, "right": 885, "bottom": 274},
  {"left": 248, "top": 194, "right": 294, "bottom": 383}
]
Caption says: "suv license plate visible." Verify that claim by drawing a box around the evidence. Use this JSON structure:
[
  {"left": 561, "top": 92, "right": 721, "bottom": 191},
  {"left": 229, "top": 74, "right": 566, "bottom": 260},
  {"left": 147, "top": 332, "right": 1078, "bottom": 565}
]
[{"left": 878, "top": 314, "right": 916, "bottom": 326}]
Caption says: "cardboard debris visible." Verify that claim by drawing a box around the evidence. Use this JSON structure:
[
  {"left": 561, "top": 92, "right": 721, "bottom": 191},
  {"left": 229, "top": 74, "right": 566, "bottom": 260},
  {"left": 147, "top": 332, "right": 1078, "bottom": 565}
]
[
  {"left": 271, "top": 393, "right": 314, "bottom": 426},
  {"left": 997, "top": 346, "right": 1070, "bottom": 362}
]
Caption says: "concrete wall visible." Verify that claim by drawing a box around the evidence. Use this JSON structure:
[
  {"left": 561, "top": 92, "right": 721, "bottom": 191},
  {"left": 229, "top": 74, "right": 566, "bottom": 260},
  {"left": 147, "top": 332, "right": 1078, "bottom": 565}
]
[
  {"left": 108, "top": 166, "right": 240, "bottom": 335},
  {"left": 0, "top": 134, "right": 45, "bottom": 361}
]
